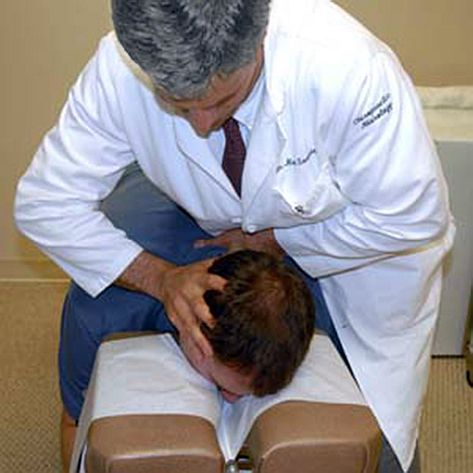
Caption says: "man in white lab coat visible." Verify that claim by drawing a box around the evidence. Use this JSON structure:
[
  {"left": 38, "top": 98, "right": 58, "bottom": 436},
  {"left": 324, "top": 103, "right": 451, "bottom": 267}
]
[{"left": 14, "top": 1, "right": 454, "bottom": 472}]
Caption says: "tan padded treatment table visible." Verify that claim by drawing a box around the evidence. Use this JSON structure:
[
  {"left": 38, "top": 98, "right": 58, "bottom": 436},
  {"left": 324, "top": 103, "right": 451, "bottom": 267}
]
[{"left": 86, "top": 400, "right": 381, "bottom": 473}]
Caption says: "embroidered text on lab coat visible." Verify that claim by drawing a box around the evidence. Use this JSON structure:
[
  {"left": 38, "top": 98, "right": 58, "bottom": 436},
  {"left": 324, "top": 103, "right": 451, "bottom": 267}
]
[
  {"left": 276, "top": 148, "right": 317, "bottom": 173},
  {"left": 353, "top": 93, "right": 392, "bottom": 129}
]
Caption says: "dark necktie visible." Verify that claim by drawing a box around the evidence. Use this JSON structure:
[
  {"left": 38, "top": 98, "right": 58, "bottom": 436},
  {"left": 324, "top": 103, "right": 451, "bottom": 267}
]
[{"left": 222, "top": 117, "right": 246, "bottom": 197}]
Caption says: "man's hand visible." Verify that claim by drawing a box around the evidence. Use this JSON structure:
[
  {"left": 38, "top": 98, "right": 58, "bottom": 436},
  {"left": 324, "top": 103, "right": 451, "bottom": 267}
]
[
  {"left": 116, "top": 252, "right": 226, "bottom": 359},
  {"left": 156, "top": 259, "right": 227, "bottom": 357},
  {"left": 195, "top": 228, "right": 284, "bottom": 257}
]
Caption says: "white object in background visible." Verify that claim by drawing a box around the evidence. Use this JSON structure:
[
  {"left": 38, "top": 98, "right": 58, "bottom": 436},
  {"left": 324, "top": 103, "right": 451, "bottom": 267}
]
[{"left": 418, "top": 86, "right": 473, "bottom": 355}]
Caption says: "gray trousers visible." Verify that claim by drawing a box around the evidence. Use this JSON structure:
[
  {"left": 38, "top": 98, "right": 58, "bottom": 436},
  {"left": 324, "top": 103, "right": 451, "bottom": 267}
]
[{"left": 380, "top": 437, "right": 421, "bottom": 473}]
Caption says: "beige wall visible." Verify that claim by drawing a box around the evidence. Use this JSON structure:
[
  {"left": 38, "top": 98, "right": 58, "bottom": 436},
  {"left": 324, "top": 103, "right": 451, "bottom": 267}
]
[
  {"left": 1, "top": 2, "right": 111, "bottom": 273},
  {"left": 337, "top": 0, "right": 473, "bottom": 86},
  {"left": 1, "top": 1, "right": 472, "bottom": 276}
]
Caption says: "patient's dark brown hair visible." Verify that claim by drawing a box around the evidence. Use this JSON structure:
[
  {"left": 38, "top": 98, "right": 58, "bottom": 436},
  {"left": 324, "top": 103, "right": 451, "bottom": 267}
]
[{"left": 202, "top": 250, "right": 315, "bottom": 396}]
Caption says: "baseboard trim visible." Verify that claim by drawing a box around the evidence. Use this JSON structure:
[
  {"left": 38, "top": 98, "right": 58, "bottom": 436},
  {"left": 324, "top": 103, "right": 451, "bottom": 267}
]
[{"left": 0, "top": 260, "right": 69, "bottom": 282}]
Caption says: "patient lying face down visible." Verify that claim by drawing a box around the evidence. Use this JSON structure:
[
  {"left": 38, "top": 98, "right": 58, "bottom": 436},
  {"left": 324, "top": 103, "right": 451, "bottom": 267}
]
[{"left": 180, "top": 250, "right": 315, "bottom": 402}]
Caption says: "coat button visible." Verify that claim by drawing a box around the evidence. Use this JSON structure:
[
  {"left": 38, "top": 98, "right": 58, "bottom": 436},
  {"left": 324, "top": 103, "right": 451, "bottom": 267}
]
[{"left": 246, "top": 224, "right": 257, "bottom": 233}]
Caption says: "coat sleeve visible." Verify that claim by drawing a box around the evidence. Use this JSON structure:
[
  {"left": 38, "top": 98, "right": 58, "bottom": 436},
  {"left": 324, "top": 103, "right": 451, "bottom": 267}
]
[
  {"left": 14, "top": 34, "right": 142, "bottom": 296},
  {"left": 274, "top": 51, "right": 452, "bottom": 278}
]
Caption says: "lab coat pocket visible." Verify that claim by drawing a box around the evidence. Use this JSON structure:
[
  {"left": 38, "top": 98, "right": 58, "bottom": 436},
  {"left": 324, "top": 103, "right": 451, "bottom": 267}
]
[{"left": 274, "top": 150, "right": 349, "bottom": 223}]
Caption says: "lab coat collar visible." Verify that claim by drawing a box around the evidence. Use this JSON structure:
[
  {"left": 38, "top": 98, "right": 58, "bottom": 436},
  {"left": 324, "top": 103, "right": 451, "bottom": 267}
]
[
  {"left": 242, "top": 92, "right": 286, "bottom": 209},
  {"left": 172, "top": 116, "right": 233, "bottom": 194},
  {"left": 233, "top": 67, "right": 266, "bottom": 132},
  {"left": 171, "top": 95, "right": 286, "bottom": 205},
  {"left": 172, "top": 73, "right": 287, "bottom": 203}
]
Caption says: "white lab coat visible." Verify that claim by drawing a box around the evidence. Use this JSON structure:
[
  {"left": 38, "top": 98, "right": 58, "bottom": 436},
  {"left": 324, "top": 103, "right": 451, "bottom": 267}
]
[{"left": 15, "top": 0, "right": 454, "bottom": 470}]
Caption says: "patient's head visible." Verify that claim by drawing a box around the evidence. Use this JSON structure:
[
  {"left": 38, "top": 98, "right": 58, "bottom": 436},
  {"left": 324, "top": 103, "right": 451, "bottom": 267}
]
[{"left": 199, "top": 250, "right": 315, "bottom": 401}]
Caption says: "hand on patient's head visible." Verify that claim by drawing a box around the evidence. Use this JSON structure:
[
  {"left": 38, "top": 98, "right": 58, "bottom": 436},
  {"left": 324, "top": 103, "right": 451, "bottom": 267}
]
[{"left": 201, "top": 250, "right": 315, "bottom": 397}]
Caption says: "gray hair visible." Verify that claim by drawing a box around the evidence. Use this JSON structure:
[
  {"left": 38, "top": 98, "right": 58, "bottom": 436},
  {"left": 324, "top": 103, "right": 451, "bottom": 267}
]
[{"left": 111, "top": 0, "right": 270, "bottom": 98}]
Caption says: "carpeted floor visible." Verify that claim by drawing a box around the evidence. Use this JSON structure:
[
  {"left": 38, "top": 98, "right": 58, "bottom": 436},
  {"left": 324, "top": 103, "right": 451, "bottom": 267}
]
[{"left": 0, "top": 281, "right": 472, "bottom": 473}]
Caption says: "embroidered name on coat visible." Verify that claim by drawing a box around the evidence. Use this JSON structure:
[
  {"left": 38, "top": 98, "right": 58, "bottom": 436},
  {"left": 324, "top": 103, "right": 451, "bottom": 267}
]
[
  {"left": 353, "top": 93, "right": 393, "bottom": 129},
  {"left": 276, "top": 148, "right": 317, "bottom": 173}
]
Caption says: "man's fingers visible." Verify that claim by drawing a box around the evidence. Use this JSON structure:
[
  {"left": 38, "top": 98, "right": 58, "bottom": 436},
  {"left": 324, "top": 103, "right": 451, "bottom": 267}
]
[
  {"left": 181, "top": 333, "right": 212, "bottom": 368},
  {"left": 190, "top": 296, "right": 215, "bottom": 328},
  {"left": 170, "top": 294, "right": 214, "bottom": 357},
  {"left": 194, "top": 236, "right": 227, "bottom": 249},
  {"left": 171, "top": 295, "right": 200, "bottom": 330},
  {"left": 190, "top": 324, "right": 213, "bottom": 358},
  {"left": 192, "top": 295, "right": 216, "bottom": 328},
  {"left": 207, "top": 273, "right": 227, "bottom": 291},
  {"left": 194, "top": 238, "right": 211, "bottom": 248},
  {"left": 165, "top": 304, "right": 185, "bottom": 334},
  {"left": 194, "top": 229, "right": 243, "bottom": 249},
  {"left": 160, "top": 257, "right": 229, "bottom": 360}
]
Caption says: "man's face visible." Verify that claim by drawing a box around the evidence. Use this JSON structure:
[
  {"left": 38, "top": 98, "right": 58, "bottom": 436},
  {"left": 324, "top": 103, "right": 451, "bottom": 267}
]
[
  {"left": 179, "top": 336, "right": 254, "bottom": 402},
  {"left": 199, "top": 356, "right": 254, "bottom": 403},
  {"left": 154, "top": 47, "right": 263, "bottom": 137}
]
